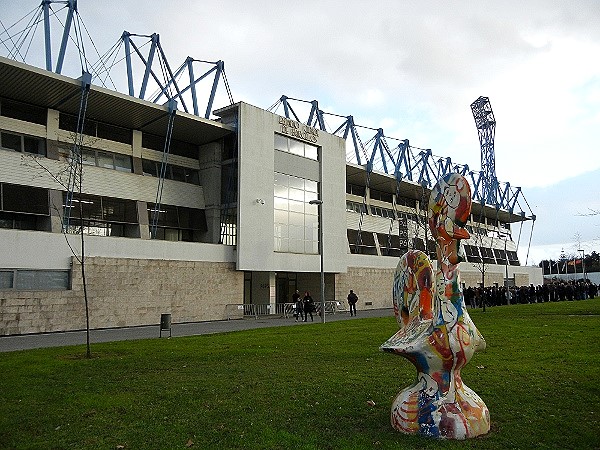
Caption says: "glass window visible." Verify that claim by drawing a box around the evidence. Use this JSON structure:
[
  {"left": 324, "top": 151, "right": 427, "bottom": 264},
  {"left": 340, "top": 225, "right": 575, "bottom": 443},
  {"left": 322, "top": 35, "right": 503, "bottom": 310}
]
[
  {"left": 274, "top": 197, "right": 288, "bottom": 211},
  {"left": 288, "top": 188, "right": 304, "bottom": 202},
  {"left": 305, "top": 240, "right": 318, "bottom": 254},
  {"left": 288, "top": 176, "right": 304, "bottom": 190},
  {"left": 288, "top": 139, "right": 304, "bottom": 156},
  {"left": 171, "top": 165, "right": 186, "bottom": 182},
  {"left": 274, "top": 134, "right": 319, "bottom": 161},
  {"left": 289, "top": 200, "right": 304, "bottom": 213},
  {"left": 346, "top": 183, "right": 366, "bottom": 197},
  {"left": 185, "top": 169, "right": 200, "bottom": 185},
  {"left": 3, "top": 184, "right": 49, "bottom": 215},
  {"left": 148, "top": 203, "right": 207, "bottom": 241},
  {"left": 0, "top": 271, "right": 14, "bottom": 289},
  {"left": 288, "top": 212, "right": 304, "bottom": 228},
  {"left": 14, "top": 270, "right": 69, "bottom": 290},
  {"left": 304, "top": 222, "right": 318, "bottom": 240},
  {"left": 289, "top": 239, "right": 304, "bottom": 253},
  {"left": 114, "top": 154, "right": 132, "bottom": 173},
  {"left": 1, "top": 131, "right": 46, "bottom": 156},
  {"left": 274, "top": 134, "right": 288, "bottom": 152},
  {"left": 305, "top": 179, "right": 318, "bottom": 193},
  {"left": 274, "top": 209, "right": 288, "bottom": 225},
  {"left": 142, "top": 160, "right": 158, "bottom": 176},
  {"left": 274, "top": 184, "right": 288, "bottom": 198},
  {"left": 274, "top": 172, "right": 289, "bottom": 186},
  {"left": 275, "top": 237, "right": 288, "bottom": 252},
  {"left": 273, "top": 171, "right": 319, "bottom": 254},
  {"left": 23, "top": 137, "right": 45, "bottom": 155},
  {"left": 96, "top": 151, "right": 114, "bottom": 169},
  {"left": 274, "top": 223, "right": 288, "bottom": 238},
  {"left": 1, "top": 132, "right": 21, "bottom": 151},
  {"left": 289, "top": 224, "right": 304, "bottom": 240},
  {"left": 1, "top": 99, "right": 47, "bottom": 125},
  {"left": 305, "top": 144, "right": 318, "bottom": 160},
  {"left": 305, "top": 201, "right": 318, "bottom": 216},
  {"left": 97, "top": 122, "right": 132, "bottom": 145},
  {"left": 79, "top": 147, "right": 95, "bottom": 166}
]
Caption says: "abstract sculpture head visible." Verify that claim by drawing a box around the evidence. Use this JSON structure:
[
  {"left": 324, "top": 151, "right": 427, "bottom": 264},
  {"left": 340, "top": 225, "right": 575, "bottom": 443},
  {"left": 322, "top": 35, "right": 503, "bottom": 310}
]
[
  {"left": 381, "top": 173, "right": 490, "bottom": 439},
  {"left": 428, "top": 172, "right": 471, "bottom": 242}
]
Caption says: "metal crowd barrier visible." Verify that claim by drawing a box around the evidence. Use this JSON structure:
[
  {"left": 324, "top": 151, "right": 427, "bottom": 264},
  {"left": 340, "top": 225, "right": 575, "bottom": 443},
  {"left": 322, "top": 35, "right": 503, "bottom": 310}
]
[{"left": 226, "top": 301, "right": 347, "bottom": 320}]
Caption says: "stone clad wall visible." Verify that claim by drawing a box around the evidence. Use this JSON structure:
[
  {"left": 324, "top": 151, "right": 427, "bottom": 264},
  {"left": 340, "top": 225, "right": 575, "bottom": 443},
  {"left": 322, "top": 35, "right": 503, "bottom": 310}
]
[
  {"left": 335, "top": 267, "right": 395, "bottom": 310},
  {"left": 0, "top": 257, "right": 243, "bottom": 335},
  {"left": 460, "top": 271, "right": 506, "bottom": 288}
]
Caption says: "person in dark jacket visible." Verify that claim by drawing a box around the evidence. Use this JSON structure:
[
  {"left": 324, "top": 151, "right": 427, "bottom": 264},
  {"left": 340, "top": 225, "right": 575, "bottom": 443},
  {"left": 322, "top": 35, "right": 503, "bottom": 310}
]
[
  {"left": 303, "top": 291, "right": 314, "bottom": 322},
  {"left": 292, "top": 290, "right": 303, "bottom": 322},
  {"left": 347, "top": 289, "right": 358, "bottom": 316}
]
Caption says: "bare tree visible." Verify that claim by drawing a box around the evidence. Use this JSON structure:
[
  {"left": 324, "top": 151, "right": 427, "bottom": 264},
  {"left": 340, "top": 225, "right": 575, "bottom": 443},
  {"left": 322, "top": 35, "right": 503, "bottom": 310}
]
[{"left": 22, "top": 135, "right": 94, "bottom": 358}]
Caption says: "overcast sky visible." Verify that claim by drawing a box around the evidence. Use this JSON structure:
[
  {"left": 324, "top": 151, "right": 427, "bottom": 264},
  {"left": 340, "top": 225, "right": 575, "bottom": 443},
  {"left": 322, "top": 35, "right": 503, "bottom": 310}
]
[{"left": 2, "top": 0, "right": 599, "bottom": 265}]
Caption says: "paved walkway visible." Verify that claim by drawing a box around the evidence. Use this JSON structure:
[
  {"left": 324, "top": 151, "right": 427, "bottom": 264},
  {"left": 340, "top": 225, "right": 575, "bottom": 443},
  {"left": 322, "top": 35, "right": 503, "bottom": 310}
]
[{"left": 0, "top": 308, "right": 394, "bottom": 352}]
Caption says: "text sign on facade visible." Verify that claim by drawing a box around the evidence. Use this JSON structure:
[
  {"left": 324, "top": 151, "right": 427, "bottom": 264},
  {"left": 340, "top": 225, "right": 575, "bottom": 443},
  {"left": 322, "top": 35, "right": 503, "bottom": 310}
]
[{"left": 279, "top": 117, "right": 319, "bottom": 144}]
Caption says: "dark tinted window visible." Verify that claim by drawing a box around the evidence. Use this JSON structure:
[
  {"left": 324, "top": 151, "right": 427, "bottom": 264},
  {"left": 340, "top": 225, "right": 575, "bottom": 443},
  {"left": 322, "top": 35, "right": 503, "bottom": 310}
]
[
  {"left": 1, "top": 98, "right": 46, "bottom": 125},
  {"left": 2, "top": 184, "right": 49, "bottom": 215}
]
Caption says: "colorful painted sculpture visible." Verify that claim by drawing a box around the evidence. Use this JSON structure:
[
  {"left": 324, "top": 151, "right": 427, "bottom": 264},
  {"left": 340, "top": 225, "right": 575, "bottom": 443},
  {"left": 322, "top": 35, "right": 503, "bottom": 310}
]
[{"left": 381, "top": 173, "right": 490, "bottom": 439}]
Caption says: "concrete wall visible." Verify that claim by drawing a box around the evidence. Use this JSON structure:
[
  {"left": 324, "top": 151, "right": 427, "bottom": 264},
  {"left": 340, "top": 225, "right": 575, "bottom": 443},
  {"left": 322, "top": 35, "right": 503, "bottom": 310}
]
[
  {"left": 0, "top": 228, "right": 236, "bottom": 270},
  {"left": 234, "top": 102, "right": 348, "bottom": 274},
  {"left": 1, "top": 256, "right": 243, "bottom": 335}
]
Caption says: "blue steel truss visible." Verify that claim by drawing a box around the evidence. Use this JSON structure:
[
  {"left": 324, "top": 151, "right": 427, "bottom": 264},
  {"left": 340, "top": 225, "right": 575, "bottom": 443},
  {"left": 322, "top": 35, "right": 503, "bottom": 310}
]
[
  {"left": 0, "top": 3, "right": 233, "bottom": 119},
  {"left": 121, "top": 32, "right": 232, "bottom": 119},
  {"left": 269, "top": 95, "right": 529, "bottom": 216},
  {"left": 0, "top": 0, "right": 82, "bottom": 75}
]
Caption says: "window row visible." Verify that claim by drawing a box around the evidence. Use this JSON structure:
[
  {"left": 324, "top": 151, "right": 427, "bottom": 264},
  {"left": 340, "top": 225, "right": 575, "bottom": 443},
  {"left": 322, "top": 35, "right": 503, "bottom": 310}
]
[
  {"left": 0, "top": 183, "right": 49, "bottom": 215},
  {"left": 369, "top": 189, "right": 393, "bottom": 203},
  {"left": 274, "top": 172, "right": 320, "bottom": 254},
  {"left": 346, "top": 201, "right": 366, "bottom": 214},
  {"left": 370, "top": 205, "right": 395, "bottom": 219},
  {"left": 80, "top": 147, "right": 133, "bottom": 172},
  {"left": 0, "top": 97, "right": 47, "bottom": 125},
  {"left": 59, "top": 113, "right": 132, "bottom": 145},
  {"left": 147, "top": 203, "right": 206, "bottom": 231},
  {"left": 0, "top": 130, "right": 46, "bottom": 156},
  {"left": 464, "top": 245, "right": 520, "bottom": 266},
  {"left": 345, "top": 230, "right": 519, "bottom": 265},
  {"left": 65, "top": 193, "right": 138, "bottom": 224},
  {"left": 142, "top": 160, "right": 200, "bottom": 185},
  {"left": 346, "top": 201, "right": 419, "bottom": 223},
  {"left": 142, "top": 133, "right": 199, "bottom": 158},
  {"left": 345, "top": 183, "right": 417, "bottom": 208},
  {"left": 0, "top": 269, "right": 70, "bottom": 291},
  {"left": 61, "top": 194, "right": 207, "bottom": 242},
  {"left": 274, "top": 134, "right": 318, "bottom": 160}
]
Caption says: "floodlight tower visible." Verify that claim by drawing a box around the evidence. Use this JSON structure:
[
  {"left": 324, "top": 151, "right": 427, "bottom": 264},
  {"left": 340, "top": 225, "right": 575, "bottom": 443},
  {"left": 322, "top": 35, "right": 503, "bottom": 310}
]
[{"left": 471, "top": 96, "right": 497, "bottom": 206}]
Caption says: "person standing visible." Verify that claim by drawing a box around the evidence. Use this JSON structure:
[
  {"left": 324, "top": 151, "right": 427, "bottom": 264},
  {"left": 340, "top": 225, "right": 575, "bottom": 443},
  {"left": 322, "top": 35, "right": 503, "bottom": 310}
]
[
  {"left": 347, "top": 289, "right": 358, "bottom": 316},
  {"left": 292, "top": 290, "right": 303, "bottom": 322},
  {"left": 303, "top": 291, "right": 314, "bottom": 322}
]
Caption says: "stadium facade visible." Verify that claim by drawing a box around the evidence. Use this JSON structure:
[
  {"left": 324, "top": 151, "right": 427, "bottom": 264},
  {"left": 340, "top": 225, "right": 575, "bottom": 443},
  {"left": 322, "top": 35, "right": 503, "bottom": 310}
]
[{"left": 0, "top": 56, "right": 541, "bottom": 335}]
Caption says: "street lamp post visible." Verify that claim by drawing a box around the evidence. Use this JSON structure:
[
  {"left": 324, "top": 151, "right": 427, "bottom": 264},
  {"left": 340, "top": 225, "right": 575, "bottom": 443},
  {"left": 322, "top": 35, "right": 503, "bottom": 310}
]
[{"left": 309, "top": 199, "right": 325, "bottom": 323}]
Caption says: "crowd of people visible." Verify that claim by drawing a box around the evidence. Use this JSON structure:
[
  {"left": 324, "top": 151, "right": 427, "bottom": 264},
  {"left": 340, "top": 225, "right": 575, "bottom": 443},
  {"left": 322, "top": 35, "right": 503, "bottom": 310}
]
[{"left": 463, "top": 279, "right": 598, "bottom": 308}]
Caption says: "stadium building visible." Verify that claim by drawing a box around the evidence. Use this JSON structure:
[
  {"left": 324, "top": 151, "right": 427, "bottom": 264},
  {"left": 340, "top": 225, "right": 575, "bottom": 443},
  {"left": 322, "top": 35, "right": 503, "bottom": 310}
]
[{"left": 0, "top": 56, "right": 541, "bottom": 335}]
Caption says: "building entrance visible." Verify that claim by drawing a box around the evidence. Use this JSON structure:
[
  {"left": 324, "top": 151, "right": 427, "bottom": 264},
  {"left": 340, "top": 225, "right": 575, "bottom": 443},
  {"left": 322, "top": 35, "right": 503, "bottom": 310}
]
[{"left": 275, "top": 272, "right": 297, "bottom": 306}]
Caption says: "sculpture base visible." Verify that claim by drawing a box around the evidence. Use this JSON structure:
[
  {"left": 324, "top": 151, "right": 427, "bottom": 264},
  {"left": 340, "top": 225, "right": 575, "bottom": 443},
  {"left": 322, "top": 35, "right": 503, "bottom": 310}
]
[{"left": 390, "top": 381, "right": 490, "bottom": 440}]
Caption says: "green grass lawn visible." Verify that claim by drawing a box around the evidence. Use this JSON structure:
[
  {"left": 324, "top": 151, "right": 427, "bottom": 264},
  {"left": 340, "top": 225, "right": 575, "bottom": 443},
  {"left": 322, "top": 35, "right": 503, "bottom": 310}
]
[{"left": 1, "top": 299, "right": 599, "bottom": 450}]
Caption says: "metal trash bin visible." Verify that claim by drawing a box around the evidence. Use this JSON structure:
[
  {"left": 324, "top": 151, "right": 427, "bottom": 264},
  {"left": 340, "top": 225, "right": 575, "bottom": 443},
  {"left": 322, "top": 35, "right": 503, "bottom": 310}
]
[{"left": 160, "top": 313, "right": 172, "bottom": 338}]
